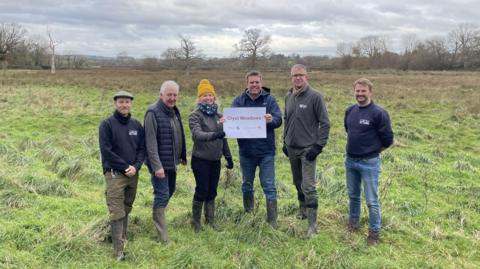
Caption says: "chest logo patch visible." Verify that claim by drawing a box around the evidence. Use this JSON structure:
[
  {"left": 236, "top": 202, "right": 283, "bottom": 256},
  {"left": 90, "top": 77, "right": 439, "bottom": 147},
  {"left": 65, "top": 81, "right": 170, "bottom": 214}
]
[
  {"left": 359, "top": 119, "right": 370, "bottom": 125},
  {"left": 299, "top": 104, "right": 307, "bottom": 109},
  {"left": 129, "top": 130, "right": 138, "bottom": 136}
]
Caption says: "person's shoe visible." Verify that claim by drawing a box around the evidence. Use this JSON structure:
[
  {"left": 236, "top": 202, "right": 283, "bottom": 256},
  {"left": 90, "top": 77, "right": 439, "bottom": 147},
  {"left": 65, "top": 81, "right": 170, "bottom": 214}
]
[
  {"left": 111, "top": 218, "right": 125, "bottom": 261},
  {"left": 347, "top": 221, "right": 360, "bottom": 233},
  {"left": 266, "top": 200, "right": 278, "bottom": 229},
  {"left": 192, "top": 200, "right": 203, "bottom": 233},
  {"left": 296, "top": 200, "right": 307, "bottom": 220},
  {"left": 367, "top": 230, "right": 380, "bottom": 246},
  {"left": 152, "top": 207, "right": 169, "bottom": 243},
  {"left": 205, "top": 200, "right": 217, "bottom": 229},
  {"left": 243, "top": 194, "right": 254, "bottom": 213},
  {"left": 306, "top": 207, "right": 318, "bottom": 239}
]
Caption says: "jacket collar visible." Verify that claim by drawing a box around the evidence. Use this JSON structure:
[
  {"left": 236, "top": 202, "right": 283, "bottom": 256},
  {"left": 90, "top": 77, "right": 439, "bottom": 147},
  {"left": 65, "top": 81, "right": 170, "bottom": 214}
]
[
  {"left": 156, "top": 100, "right": 178, "bottom": 116},
  {"left": 244, "top": 86, "right": 271, "bottom": 101},
  {"left": 289, "top": 84, "right": 310, "bottom": 96}
]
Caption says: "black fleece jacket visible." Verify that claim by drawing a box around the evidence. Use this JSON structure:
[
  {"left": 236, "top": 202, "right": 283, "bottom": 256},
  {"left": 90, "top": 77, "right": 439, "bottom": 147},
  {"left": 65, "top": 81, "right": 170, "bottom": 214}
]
[{"left": 99, "top": 111, "right": 146, "bottom": 174}]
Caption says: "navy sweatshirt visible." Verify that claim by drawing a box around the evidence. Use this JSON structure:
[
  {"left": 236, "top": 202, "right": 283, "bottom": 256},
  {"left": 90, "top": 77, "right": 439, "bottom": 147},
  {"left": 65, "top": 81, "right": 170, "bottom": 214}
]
[
  {"left": 99, "top": 111, "right": 146, "bottom": 174},
  {"left": 344, "top": 102, "right": 394, "bottom": 158}
]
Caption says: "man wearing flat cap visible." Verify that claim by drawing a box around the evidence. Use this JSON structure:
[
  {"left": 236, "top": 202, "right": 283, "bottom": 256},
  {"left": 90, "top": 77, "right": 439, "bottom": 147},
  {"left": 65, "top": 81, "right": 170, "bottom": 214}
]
[{"left": 99, "top": 90, "right": 145, "bottom": 260}]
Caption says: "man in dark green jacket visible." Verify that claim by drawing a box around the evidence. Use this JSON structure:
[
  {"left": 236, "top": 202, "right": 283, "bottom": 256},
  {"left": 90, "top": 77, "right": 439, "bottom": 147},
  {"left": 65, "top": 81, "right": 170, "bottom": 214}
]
[{"left": 283, "top": 64, "right": 330, "bottom": 238}]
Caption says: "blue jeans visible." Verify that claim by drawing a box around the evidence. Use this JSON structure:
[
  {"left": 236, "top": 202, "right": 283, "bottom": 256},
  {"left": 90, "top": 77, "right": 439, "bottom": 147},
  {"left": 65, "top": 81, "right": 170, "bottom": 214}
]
[
  {"left": 240, "top": 154, "right": 277, "bottom": 201},
  {"left": 151, "top": 169, "right": 176, "bottom": 208},
  {"left": 346, "top": 156, "right": 381, "bottom": 232}
]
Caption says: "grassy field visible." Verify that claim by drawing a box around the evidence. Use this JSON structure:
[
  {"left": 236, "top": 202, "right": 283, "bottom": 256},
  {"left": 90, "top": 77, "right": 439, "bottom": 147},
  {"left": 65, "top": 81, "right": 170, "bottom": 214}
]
[{"left": 0, "top": 69, "right": 479, "bottom": 268}]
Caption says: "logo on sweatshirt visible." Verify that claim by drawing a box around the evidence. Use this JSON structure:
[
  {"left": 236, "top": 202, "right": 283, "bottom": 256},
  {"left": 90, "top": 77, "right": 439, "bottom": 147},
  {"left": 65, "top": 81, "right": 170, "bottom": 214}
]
[
  {"left": 299, "top": 104, "right": 307, "bottom": 109},
  {"left": 359, "top": 119, "right": 370, "bottom": 125},
  {"left": 129, "top": 130, "right": 138, "bottom": 136}
]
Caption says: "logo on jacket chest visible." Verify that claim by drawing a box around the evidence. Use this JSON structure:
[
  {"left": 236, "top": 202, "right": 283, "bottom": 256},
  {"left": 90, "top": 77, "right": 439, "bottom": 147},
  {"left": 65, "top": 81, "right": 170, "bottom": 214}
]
[
  {"left": 359, "top": 119, "right": 370, "bottom": 125},
  {"left": 129, "top": 130, "right": 138, "bottom": 136},
  {"left": 299, "top": 104, "right": 307, "bottom": 109}
]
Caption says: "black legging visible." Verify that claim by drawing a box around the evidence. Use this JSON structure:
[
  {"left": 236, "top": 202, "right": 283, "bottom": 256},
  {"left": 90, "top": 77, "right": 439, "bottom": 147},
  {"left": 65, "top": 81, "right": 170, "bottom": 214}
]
[{"left": 191, "top": 156, "right": 221, "bottom": 202}]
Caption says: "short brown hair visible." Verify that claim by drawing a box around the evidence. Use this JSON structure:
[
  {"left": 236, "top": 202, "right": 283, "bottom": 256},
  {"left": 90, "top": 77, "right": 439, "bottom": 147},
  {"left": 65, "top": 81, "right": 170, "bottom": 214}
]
[
  {"left": 353, "top": 78, "right": 373, "bottom": 91},
  {"left": 245, "top": 70, "right": 262, "bottom": 82}
]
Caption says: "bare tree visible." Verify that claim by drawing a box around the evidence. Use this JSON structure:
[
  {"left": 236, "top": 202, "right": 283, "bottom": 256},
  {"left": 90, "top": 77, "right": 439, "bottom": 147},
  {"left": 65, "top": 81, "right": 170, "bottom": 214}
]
[
  {"left": 400, "top": 33, "right": 419, "bottom": 70},
  {"left": 142, "top": 56, "right": 159, "bottom": 70},
  {"left": 161, "top": 35, "right": 202, "bottom": 74},
  {"left": 177, "top": 35, "right": 202, "bottom": 74},
  {"left": 357, "top": 35, "right": 387, "bottom": 58},
  {"left": 336, "top": 42, "right": 354, "bottom": 69},
  {"left": 47, "top": 27, "right": 60, "bottom": 74},
  {"left": 234, "top": 28, "right": 271, "bottom": 69},
  {"left": 161, "top": 47, "right": 180, "bottom": 69},
  {"left": 0, "top": 22, "right": 26, "bottom": 69},
  {"left": 447, "top": 23, "right": 479, "bottom": 68},
  {"left": 29, "top": 36, "right": 49, "bottom": 68}
]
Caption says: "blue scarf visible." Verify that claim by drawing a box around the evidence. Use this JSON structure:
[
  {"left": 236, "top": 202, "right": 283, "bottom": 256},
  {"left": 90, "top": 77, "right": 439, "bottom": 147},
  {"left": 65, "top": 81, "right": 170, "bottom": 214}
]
[{"left": 198, "top": 103, "right": 218, "bottom": 116}]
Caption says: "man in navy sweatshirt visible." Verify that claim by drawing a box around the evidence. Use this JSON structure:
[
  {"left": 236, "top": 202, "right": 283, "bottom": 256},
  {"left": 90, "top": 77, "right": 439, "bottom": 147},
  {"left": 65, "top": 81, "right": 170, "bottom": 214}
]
[
  {"left": 344, "top": 78, "right": 394, "bottom": 246},
  {"left": 99, "top": 90, "right": 145, "bottom": 260}
]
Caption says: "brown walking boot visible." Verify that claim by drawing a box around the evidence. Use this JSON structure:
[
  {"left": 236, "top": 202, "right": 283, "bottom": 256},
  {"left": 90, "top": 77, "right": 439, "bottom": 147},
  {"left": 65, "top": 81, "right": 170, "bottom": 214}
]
[{"left": 367, "top": 230, "right": 380, "bottom": 246}]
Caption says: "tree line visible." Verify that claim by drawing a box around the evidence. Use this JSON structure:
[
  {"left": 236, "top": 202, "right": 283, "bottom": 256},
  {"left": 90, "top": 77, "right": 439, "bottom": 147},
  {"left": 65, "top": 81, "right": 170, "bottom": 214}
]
[{"left": 2, "top": 21, "right": 480, "bottom": 71}]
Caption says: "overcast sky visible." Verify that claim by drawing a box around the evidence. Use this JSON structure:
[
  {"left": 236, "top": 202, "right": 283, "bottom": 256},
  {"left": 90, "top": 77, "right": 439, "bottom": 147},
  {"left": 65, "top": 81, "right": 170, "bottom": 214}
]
[{"left": 1, "top": 0, "right": 479, "bottom": 58}]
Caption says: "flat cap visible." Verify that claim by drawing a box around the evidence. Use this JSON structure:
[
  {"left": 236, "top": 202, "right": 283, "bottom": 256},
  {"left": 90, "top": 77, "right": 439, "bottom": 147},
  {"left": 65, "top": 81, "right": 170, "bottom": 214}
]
[{"left": 113, "top": 90, "right": 134, "bottom": 100}]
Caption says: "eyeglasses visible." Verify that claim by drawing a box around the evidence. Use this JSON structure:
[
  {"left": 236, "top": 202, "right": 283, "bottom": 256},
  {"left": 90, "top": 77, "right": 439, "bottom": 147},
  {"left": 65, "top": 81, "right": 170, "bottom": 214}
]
[{"left": 291, "top": 74, "right": 306, "bottom": 78}]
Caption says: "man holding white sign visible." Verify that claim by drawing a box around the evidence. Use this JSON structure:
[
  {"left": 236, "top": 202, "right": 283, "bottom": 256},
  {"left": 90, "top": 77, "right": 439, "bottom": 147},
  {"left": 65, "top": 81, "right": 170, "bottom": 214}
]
[{"left": 230, "top": 71, "right": 282, "bottom": 228}]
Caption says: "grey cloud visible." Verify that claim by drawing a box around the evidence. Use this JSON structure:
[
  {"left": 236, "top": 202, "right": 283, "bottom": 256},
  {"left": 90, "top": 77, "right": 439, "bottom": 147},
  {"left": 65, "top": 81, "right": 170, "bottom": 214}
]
[{"left": 1, "top": 0, "right": 480, "bottom": 57}]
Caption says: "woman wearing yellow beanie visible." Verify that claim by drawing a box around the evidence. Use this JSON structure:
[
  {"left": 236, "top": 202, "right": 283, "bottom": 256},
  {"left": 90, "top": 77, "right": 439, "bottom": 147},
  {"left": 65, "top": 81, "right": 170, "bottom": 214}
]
[{"left": 189, "top": 79, "right": 233, "bottom": 232}]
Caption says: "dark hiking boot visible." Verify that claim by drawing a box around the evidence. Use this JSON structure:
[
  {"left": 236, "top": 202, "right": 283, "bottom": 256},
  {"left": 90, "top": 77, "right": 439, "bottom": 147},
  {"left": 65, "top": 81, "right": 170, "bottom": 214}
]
[
  {"left": 367, "top": 230, "right": 380, "bottom": 246},
  {"left": 347, "top": 221, "right": 360, "bottom": 233},
  {"left": 243, "top": 194, "right": 254, "bottom": 213},
  {"left": 205, "top": 200, "right": 217, "bottom": 229},
  {"left": 266, "top": 200, "right": 278, "bottom": 229},
  {"left": 306, "top": 207, "right": 318, "bottom": 239},
  {"left": 192, "top": 200, "right": 203, "bottom": 233},
  {"left": 111, "top": 219, "right": 125, "bottom": 261},
  {"left": 297, "top": 200, "right": 307, "bottom": 220},
  {"left": 153, "top": 207, "right": 169, "bottom": 243}
]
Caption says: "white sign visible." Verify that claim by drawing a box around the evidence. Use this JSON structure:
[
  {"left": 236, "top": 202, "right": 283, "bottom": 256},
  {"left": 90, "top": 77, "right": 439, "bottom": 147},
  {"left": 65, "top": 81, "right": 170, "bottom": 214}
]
[{"left": 223, "top": 107, "right": 266, "bottom": 138}]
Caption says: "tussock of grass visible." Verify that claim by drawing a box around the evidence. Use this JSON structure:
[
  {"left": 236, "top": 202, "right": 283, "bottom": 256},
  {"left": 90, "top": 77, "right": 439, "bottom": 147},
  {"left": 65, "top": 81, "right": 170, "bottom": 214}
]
[
  {"left": 167, "top": 245, "right": 214, "bottom": 268},
  {"left": 318, "top": 166, "right": 345, "bottom": 197},
  {"left": 453, "top": 160, "right": 476, "bottom": 171},
  {"left": 15, "top": 173, "right": 73, "bottom": 197},
  {"left": 1, "top": 190, "right": 28, "bottom": 208},
  {"left": 406, "top": 152, "right": 434, "bottom": 164},
  {"left": 17, "top": 137, "right": 37, "bottom": 151},
  {"left": 82, "top": 217, "right": 110, "bottom": 242},
  {"left": 57, "top": 159, "right": 87, "bottom": 180}
]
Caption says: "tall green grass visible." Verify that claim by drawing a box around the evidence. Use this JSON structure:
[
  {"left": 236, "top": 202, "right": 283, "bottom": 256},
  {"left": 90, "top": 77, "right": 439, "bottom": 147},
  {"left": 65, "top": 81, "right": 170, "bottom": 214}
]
[{"left": 0, "top": 70, "right": 479, "bottom": 268}]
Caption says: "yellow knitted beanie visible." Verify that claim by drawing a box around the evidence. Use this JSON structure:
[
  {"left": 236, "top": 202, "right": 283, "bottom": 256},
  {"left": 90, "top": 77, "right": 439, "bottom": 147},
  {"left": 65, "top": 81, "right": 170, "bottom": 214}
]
[{"left": 197, "top": 79, "right": 216, "bottom": 97}]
